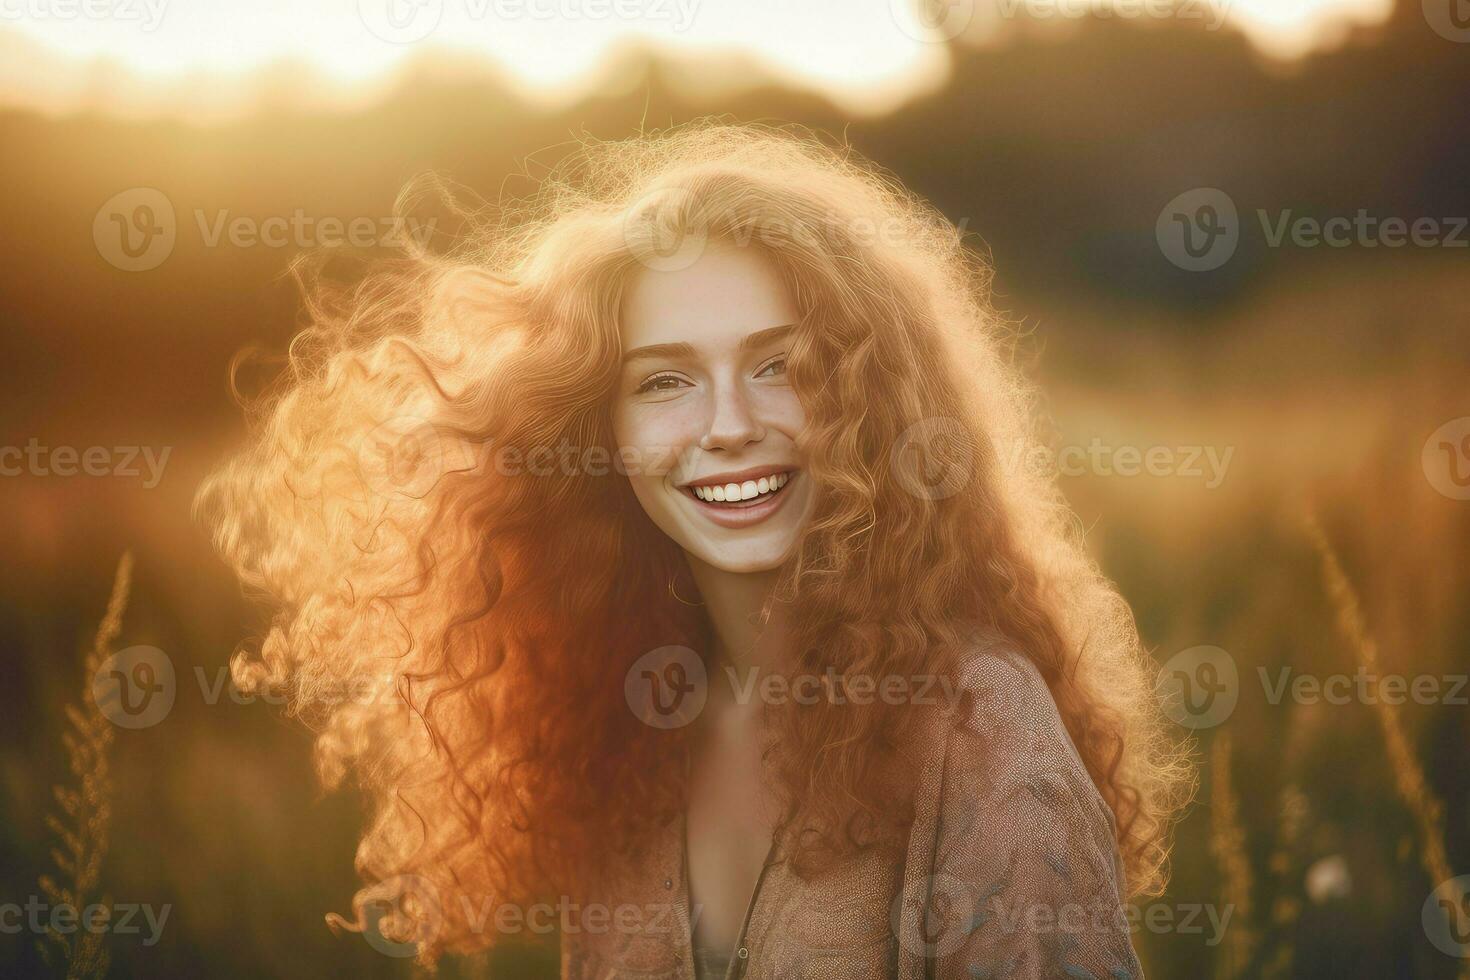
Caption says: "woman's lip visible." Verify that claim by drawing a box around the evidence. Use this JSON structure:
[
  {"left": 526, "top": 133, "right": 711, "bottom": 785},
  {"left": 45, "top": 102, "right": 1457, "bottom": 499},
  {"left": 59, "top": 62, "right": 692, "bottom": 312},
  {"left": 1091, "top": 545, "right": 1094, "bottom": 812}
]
[{"left": 679, "top": 472, "right": 797, "bottom": 529}]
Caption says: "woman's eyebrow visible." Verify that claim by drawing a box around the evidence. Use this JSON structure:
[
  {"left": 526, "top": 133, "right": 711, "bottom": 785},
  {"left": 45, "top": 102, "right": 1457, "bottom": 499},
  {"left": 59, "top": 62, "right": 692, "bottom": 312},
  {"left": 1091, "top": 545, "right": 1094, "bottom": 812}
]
[
  {"left": 622, "top": 341, "right": 696, "bottom": 365},
  {"left": 738, "top": 323, "right": 794, "bottom": 352},
  {"left": 621, "top": 323, "right": 794, "bottom": 366}
]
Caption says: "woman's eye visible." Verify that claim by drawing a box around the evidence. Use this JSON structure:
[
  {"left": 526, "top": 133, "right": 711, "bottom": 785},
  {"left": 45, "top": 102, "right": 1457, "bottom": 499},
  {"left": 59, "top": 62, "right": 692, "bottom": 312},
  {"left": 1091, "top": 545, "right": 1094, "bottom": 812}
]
[
  {"left": 756, "top": 357, "right": 787, "bottom": 379},
  {"left": 636, "top": 373, "right": 687, "bottom": 394}
]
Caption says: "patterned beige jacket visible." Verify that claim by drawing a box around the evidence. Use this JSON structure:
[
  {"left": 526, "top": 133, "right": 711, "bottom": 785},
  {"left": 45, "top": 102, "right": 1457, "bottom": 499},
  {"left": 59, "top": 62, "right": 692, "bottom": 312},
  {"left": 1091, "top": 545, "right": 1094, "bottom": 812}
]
[{"left": 561, "top": 646, "right": 1143, "bottom": 980}]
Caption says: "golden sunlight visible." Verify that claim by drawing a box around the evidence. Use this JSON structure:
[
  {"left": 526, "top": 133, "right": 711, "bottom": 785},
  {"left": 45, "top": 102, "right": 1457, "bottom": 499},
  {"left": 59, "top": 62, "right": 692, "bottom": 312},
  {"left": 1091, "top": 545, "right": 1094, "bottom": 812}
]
[{"left": 0, "top": 0, "right": 1396, "bottom": 121}]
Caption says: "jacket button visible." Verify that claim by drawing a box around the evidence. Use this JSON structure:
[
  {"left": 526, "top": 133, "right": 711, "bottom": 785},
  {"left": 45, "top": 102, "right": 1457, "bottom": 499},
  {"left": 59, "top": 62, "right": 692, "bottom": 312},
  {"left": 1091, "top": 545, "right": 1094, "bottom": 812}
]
[
  {"left": 663, "top": 877, "right": 673, "bottom": 890},
  {"left": 737, "top": 946, "right": 749, "bottom": 959}
]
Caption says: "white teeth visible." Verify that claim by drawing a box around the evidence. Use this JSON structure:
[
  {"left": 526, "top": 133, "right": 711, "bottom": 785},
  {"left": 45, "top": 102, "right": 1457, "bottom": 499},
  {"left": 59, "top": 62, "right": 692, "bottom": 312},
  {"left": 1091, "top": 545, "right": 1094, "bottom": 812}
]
[{"left": 689, "top": 471, "right": 791, "bottom": 503}]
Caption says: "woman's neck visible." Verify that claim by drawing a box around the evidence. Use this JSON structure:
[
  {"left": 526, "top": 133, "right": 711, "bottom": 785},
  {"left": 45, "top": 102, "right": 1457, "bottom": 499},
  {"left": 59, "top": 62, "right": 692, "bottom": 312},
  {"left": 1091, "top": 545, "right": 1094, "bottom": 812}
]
[{"left": 684, "top": 556, "right": 791, "bottom": 711}]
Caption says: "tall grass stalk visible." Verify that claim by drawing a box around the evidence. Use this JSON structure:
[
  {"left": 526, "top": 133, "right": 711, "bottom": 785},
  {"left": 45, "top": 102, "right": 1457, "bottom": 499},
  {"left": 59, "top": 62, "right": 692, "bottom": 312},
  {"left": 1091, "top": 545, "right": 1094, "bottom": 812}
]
[
  {"left": 1209, "top": 730, "right": 1256, "bottom": 980},
  {"left": 36, "top": 552, "right": 133, "bottom": 979},
  {"left": 1305, "top": 514, "right": 1466, "bottom": 980},
  {"left": 1260, "top": 783, "right": 1306, "bottom": 980}
]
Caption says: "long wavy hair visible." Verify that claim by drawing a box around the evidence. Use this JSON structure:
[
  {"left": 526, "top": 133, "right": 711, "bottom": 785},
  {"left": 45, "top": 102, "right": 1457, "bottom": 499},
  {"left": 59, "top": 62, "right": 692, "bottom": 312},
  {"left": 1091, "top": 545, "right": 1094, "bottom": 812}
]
[{"left": 197, "top": 122, "right": 1192, "bottom": 963}]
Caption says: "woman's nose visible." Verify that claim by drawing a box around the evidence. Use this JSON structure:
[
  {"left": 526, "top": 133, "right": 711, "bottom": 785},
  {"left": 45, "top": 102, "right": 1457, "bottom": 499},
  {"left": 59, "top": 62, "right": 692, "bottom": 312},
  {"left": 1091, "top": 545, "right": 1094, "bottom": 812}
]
[{"left": 698, "top": 380, "right": 765, "bottom": 452}]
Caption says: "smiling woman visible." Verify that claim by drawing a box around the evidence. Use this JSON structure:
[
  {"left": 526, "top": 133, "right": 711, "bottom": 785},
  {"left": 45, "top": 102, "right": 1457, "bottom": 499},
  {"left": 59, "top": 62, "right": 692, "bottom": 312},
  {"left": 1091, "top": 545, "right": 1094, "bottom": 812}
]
[
  {"left": 195, "top": 122, "right": 1192, "bottom": 978},
  {"left": 614, "top": 245, "right": 814, "bottom": 568}
]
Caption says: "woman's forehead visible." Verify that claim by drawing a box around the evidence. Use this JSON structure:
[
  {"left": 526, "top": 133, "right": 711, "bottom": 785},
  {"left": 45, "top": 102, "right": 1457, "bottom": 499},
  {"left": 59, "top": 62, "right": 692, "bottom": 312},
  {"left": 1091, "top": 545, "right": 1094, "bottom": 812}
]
[{"left": 618, "top": 241, "right": 797, "bottom": 353}]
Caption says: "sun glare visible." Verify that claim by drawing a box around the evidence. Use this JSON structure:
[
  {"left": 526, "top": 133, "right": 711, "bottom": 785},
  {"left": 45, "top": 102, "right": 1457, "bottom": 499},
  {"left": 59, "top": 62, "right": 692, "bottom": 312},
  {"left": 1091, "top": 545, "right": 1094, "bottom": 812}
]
[{"left": 0, "top": 0, "right": 1397, "bottom": 121}]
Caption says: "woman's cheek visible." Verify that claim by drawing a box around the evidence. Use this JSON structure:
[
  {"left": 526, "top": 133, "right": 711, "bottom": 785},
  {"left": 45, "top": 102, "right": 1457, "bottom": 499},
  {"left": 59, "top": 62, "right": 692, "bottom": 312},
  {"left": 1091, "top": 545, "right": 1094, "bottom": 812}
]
[
  {"left": 757, "top": 386, "right": 807, "bottom": 436},
  {"left": 616, "top": 404, "right": 696, "bottom": 482}
]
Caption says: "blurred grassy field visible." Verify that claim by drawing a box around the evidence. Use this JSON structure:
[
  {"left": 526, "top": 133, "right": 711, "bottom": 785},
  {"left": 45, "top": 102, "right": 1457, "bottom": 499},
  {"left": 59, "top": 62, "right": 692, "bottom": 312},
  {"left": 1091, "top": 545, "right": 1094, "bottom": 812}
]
[
  {"left": 1036, "top": 253, "right": 1469, "bottom": 978},
  {"left": 3, "top": 249, "right": 1464, "bottom": 978},
  {"left": 0, "top": 12, "right": 1465, "bottom": 969}
]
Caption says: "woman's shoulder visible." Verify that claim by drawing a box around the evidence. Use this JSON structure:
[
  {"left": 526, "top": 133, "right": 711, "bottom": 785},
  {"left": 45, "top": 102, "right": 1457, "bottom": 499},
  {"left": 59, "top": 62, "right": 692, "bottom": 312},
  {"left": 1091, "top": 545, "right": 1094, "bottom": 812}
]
[
  {"left": 951, "top": 641, "right": 1060, "bottom": 738},
  {"left": 908, "top": 637, "right": 1143, "bottom": 978},
  {"left": 935, "top": 638, "right": 1113, "bottom": 833}
]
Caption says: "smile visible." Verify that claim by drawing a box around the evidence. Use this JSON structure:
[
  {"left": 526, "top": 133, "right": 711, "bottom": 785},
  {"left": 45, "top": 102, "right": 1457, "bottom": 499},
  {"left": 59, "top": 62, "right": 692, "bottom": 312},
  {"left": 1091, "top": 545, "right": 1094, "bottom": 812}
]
[
  {"left": 678, "top": 468, "right": 797, "bottom": 528},
  {"left": 689, "top": 470, "right": 789, "bottom": 503}
]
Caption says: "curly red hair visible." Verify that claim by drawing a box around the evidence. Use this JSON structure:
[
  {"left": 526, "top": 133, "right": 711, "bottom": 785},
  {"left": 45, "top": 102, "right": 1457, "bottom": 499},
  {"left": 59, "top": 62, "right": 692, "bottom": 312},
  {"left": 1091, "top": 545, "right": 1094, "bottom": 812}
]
[{"left": 197, "top": 122, "right": 1192, "bottom": 963}]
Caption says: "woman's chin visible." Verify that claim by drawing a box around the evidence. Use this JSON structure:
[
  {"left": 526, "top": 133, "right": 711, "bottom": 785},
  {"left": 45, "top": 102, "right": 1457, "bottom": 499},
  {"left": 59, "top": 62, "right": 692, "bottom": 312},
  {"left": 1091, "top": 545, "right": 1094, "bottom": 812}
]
[{"left": 684, "top": 539, "right": 794, "bottom": 576}]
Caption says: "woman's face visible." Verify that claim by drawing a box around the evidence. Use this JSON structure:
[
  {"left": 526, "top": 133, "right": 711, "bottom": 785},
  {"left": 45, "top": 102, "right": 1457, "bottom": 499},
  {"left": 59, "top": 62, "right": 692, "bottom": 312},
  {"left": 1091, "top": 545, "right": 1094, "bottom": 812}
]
[{"left": 611, "top": 241, "right": 814, "bottom": 574}]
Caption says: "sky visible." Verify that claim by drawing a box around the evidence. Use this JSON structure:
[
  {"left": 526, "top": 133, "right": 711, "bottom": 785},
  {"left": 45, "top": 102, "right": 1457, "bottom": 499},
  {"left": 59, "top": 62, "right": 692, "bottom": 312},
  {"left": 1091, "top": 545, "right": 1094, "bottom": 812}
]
[{"left": 0, "top": 0, "right": 1397, "bottom": 121}]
